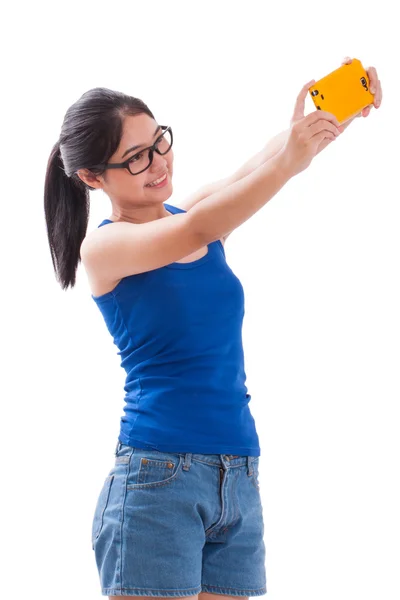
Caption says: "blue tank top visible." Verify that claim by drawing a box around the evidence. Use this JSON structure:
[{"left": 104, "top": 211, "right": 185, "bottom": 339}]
[{"left": 91, "top": 202, "right": 260, "bottom": 456}]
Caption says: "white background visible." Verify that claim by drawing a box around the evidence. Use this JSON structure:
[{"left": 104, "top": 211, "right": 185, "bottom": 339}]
[{"left": 1, "top": 1, "right": 398, "bottom": 599}]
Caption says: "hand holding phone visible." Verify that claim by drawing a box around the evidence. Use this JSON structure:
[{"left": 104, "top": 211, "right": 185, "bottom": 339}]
[
  {"left": 308, "top": 58, "right": 375, "bottom": 124},
  {"left": 280, "top": 108, "right": 342, "bottom": 178},
  {"left": 278, "top": 58, "right": 383, "bottom": 179}
]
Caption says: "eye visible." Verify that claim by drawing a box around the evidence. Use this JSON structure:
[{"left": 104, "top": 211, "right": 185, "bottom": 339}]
[
  {"left": 128, "top": 132, "right": 165, "bottom": 162},
  {"left": 129, "top": 152, "right": 144, "bottom": 163}
]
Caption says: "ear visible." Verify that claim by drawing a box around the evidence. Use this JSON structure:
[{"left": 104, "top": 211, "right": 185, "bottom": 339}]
[{"left": 76, "top": 168, "right": 104, "bottom": 190}]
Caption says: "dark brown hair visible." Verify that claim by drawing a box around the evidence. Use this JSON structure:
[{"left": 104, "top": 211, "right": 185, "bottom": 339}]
[{"left": 44, "top": 87, "right": 155, "bottom": 290}]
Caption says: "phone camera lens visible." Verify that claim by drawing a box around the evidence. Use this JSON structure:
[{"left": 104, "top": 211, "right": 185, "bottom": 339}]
[
  {"left": 360, "top": 77, "right": 366, "bottom": 85},
  {"left": 311, "top": 90, "right": 319, "bottom": 97}
]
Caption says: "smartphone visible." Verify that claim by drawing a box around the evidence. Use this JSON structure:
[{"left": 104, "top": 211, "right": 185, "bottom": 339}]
[{"left": 308, "top": 58, "right": 374, "bottom": 124}]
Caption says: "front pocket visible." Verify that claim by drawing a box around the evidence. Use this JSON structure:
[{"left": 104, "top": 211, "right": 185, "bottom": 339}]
[
  {"left": 91, "top": 474, "right": 114, "bottom": 549},
  {"left": 127, "top": 455, "right": 183, "bottom": 490}
]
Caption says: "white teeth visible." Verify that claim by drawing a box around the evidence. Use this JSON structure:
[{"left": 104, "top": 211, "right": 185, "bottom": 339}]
[{"left": 146, "top": 173, "right": 167, "bottom": 187}]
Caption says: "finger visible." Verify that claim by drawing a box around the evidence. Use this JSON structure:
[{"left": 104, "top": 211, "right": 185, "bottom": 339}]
[
  {"left": 361, "top": 106, "right": 371, "bottom": 117},
  {"left": 303, "top": 109, "right": 341, "bottom": 129},
  {"left": 292, "top": 79, "right": 316, "bottom": 122},
  {"left": 311, "top": 130, "right": 336, "bottom": 150},
  {"left": 308, "top": 120, "right": 341, "bottom": 138},
  {"left": 374, "top": 79, "right": 382, "bottom": 108},
  {"left": 367, "top": 66, "right": 378, "bottom": 94},
  {"left": 341, "top": 56, "right": 352, "bottom": 65}
]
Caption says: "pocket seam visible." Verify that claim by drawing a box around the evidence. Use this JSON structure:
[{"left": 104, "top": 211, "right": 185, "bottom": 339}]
[
  {"left": 127, "top": 455, "right": 183, "bottom": 490},
  {"left": 92, "top": 474, "right": 114, "bottom": 548}
]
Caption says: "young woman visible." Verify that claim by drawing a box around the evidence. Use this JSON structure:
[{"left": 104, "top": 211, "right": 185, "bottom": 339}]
[{"left": 44, "top": 57, "right": 381, "bottom": 600}]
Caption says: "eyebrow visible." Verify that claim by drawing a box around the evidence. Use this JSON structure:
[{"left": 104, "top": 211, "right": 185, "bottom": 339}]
[{"left": 121, "top": 125, "right": 162, "bottom": 159}]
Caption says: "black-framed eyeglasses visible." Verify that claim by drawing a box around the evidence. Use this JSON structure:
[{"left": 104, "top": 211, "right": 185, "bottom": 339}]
[{"left": 88, "top": 125, "right": 173, "bottom": 176}]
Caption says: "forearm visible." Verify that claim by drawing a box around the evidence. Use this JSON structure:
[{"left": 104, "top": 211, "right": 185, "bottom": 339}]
[
  {"left": 232, "top": 114, "right": 356, "bottom": 180},
  {"left": 231, "top": 111, "right": 359, "bottom": 181},
  {"left": 228, "top": 128, "right": 290, "bottom": 181},
  {"left": 190, "top": 150, "right": 291, "bottom": 243}
]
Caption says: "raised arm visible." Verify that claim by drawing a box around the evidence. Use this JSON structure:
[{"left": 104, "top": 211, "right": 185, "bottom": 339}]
[
  {"left": 81, "top": 106, "right": 341, "bottom": 283},
  {"left": 179, "top": 127, "right": 290, "bottom": 214}
]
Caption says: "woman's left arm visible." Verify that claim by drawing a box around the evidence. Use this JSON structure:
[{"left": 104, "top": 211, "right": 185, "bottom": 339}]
[
  {"left": 180, "top": 57, "right": 382, "bottom": 218},
  {"left": 179, "top": 127, "right": 290, "bottom": 215}
]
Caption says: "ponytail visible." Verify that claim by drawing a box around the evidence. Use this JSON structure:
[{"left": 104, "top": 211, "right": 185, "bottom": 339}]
[
  {"left": 44, "top": 86, "right": 155, "bottom": 290},
  {"left": 44, "top": 140, "right": 90, "bottom": 290}
]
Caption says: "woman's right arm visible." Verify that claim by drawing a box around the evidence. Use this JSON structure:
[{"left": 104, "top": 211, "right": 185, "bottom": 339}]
[
  {"left": 81, "top": 109, "right": 340, "bottom": 281},
  {"left": 190, "top": 108, "right": 341, "bottom": 243}
]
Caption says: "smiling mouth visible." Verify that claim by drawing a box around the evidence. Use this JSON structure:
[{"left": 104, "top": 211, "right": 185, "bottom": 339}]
[{"left": 145, "top": 173, "right": 168, "bottom": 187}]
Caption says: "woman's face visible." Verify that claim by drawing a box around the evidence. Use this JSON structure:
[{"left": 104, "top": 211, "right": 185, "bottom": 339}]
[{"left": 78, "top": 113, "right": 174, "bottom": 207}]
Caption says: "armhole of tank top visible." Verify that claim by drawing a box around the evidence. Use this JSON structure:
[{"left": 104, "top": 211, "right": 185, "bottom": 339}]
[
  {"left": 98, "top": 207, "right": 225, "bottom": 265},
  {"left": 215, "top": 240, "right": 225, "bottom": 257},
  {"left": 92, "top": 220, "right": 153, "bottom": 300},
  {"left": 164, "top": 202, "right": 185, "bottom": 215}
]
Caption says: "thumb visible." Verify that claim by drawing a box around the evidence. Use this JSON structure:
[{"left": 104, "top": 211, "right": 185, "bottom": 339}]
[{"left": 291, "top": 79, "right": 316, "bottom": 123}]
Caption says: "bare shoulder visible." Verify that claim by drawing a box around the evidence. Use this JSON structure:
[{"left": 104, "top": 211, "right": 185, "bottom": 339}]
[
  {"left": 79, "top": 212, "right": 211, "bottom": 295},
  {"left": 80, "top": 228, "right": 118, "bottom": 296}
]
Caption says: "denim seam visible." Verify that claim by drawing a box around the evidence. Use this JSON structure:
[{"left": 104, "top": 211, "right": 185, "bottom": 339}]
[
  {"left": 187, "top": 457, "right": 254, "bottom": 468},
  {"left": 126, "top": 456, "right": 183, "bottom": 490},
  {"left": 202, "top": 583, "right": 267, "bottom": 593},
  {"left": 118, "top": 445, "right": 135, "bottom": 591},
  {"left": 102, "top": 585, "right": 202, "bottom": 596}
]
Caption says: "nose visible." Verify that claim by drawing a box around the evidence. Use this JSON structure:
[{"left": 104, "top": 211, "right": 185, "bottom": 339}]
[{"left": 150, "top": 150, "right": 169, "bottom": 173}]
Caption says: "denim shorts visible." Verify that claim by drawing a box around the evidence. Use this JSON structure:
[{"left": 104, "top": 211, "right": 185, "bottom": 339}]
[{"left": 91, "top": 440, "right": 267, "bottom": 597}]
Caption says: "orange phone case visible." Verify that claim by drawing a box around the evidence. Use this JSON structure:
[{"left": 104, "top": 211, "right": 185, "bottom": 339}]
[{"left": 308, "top": 58, "right": 374, "bottom": 124}]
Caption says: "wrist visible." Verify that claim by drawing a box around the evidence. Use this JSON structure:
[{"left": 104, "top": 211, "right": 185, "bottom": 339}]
[
  {"left": 273, "top": 148, "right": 295, "bottom": 182},
  {"left": 260, "top": 128, "right": 291, "bottom": 164}
]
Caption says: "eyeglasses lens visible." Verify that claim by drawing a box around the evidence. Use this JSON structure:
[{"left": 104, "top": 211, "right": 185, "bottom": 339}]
[{"left": 128, "top": 129, "right": 172, "bottom": 175}]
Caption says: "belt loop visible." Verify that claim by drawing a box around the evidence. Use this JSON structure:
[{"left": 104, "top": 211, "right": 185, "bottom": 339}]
[
  {"left": 114, "top": 439, "right": 121, "bottom": 456},
  {"left": 182, "top": 453, "right": 193, "bottom": 471},
  {"left": 246, "top": 456, "right": 253, "bottom": 476}
]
